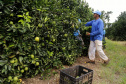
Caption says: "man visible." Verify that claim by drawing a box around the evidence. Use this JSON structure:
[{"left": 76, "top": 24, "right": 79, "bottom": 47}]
[{"left": 85, "top": 11, "right": 109, "bottom": 64}]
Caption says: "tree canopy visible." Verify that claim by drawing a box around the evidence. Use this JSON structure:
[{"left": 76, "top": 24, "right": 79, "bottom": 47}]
[{"left": 106, "top": 11, "right": 126, "bottom": 41}]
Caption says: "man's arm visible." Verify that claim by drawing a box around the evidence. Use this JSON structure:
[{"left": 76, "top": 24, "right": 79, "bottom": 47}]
[
  {"left": 85, "top": 20, "right": 93, "bottom": 26},
  {"left": 90, "top": 21, "right": 103, "bottom": 36}
]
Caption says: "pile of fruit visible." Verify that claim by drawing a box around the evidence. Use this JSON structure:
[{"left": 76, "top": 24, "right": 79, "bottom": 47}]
[{"left": 0, "top": 0, "right": 93, "bottom": 83}]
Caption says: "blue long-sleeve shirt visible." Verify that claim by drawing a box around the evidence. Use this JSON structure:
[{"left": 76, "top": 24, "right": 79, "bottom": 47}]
[{"left": 85, "top": 18, "right": 104, "bottom": 41}]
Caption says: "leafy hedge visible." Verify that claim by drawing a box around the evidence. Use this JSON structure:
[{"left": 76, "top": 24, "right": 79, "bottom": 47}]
[{"left": 0, "top": 0, "right": 93, "bottom": 83}]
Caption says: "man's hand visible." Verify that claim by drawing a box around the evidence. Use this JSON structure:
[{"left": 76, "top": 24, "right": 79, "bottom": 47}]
[{"left": 86, "top": 32, "right": 90, "bottom": 36}]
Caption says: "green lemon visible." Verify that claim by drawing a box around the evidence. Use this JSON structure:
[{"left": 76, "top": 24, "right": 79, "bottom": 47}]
[
  {"left": 13, "top": 77, "right": 18, "bottom": 82},
  {"left": 20, "top": 66, "right": 23, "bottom": 68},
  {"left": 32, "top": 60, "right": 36, "bottom": 64},
  {"left": 76, "top": 76, "right": 79, "bottom": 78},
  {"left": 52, "top": 39, "right": 56, "bottom": 42},
  {"left": 64, "top": 34, "right": 68, "bottom": 37},
  {"left": 31, "top": 54, "right": 34, "bottom": 59},
  {"left": 8, "top": 76, "right": 12, "bottom": 80},
  {"left": 52, "top": 21, "right": 56, "bottom": 25},
  {"left": 10, "top": 21, "right": 13, "bottom": 25},
  {"left": 10, "top": 59, "right": 15, "bottom": 64},
  {"left": 36, "top": 62, "right": 39, "bottom": 66},
  {"left": 25, "top": 67, "right": 28, "bottom": 71},
  {"left": 10, "top": 13, "right": 14, "bottom": 17},
  {"left": 35, "top": 37, "right": 39, "bottom": 42},
  {"left": 38, "top": 23, "right": 42, "bottom": 27},
  {"left": 21, "top": 69, "right": 24, "bottom": 73},
  {"left": 14, "top": 58, "right": 18, "bottom": 63}
]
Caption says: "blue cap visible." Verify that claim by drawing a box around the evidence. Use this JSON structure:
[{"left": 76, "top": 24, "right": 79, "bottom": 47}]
[{"left": 93, "top": 11, "right": 101, "bottom": 16}]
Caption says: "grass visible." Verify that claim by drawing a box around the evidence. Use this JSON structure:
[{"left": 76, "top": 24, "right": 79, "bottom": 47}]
[{"left": 99, "top": 38, "right": 126, "bottom": 84}]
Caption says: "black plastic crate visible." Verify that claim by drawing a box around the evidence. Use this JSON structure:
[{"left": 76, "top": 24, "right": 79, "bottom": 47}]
[{"left": 59, "top": 65, "right": 93, "bottom": 84}]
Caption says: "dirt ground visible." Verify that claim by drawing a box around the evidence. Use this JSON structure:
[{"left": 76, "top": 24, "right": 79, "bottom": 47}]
[{"left": 22, "top": 52, "right": 106, "bottom": 84}]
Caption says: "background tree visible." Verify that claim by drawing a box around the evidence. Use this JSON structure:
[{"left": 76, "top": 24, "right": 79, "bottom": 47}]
[
  {"left": 106, "top": 11, "right": 126, "bottom": 41},
  {"left": 100, "top": 11, "right": 113, "bottom": 28}
]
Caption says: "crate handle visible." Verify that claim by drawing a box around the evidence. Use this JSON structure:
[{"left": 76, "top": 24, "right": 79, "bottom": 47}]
[{"left": 83, "top": 69, "right": 88, "bottom": 73}]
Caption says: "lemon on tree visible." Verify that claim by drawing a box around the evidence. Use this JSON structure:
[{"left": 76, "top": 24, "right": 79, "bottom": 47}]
[
  {"left": 13, "top": 77, "right": 18, "bottom": 82},
  {"left": 21, "top": 69, "right": 24, "bottom": 73},
  {"left": 31, "top": 54, "right": 34, "bottom": 59},
  {"left": 8, "top": 76, "right": 12, "bottom": 81},
  {"left": 52, "top": 21, "right": 56, "bottom": 25},
  {"left": 25, "top": 67, "right": 28, "bottom": 71},
  {"left": 52, "top": 39, "right": 56, "bottom": 42},
  {"left": 38, "top": 23, "right": 42, "bottom": 28},
  {"left": 10, "top": 21, "right": 13, "bottom": 25},
  {"left": 10, "top": 13, "right": 14, "bottom": 17},
  {"left": 10, "top": 59, "right": 15, "bottom": 64},
  {"left": 14, "top": 58, "right": 18, "bottom": 63},
  {"left": 32, "top": 60, "right": 36, "bottom": 64},
  {"left": 20, "top": 66, "right": 23, "bottom": 68},
  {"left": 64, "top": 34, "right": 68, "bottom": 37},
  {"left": 36, "top": 62, "right": 39, "bottom": 66},
  {"left": 35, "top": 37, "right": 39, "bottom": 42}
]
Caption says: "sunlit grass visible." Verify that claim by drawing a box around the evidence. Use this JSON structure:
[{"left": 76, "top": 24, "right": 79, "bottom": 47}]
[{"left": 99, "top": 38, "right": 126, "bottom": 84}]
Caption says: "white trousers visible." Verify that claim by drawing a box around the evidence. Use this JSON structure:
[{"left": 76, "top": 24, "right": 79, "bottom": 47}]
[{"left": 88, "top": 40, "right": 108, "bottom": 61}]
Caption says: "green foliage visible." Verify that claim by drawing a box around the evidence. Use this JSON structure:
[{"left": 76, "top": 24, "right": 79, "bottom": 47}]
[
  {"left": 0, "top": 0, "right": 93, "bottom": 83},
  {"left": 100, "top": 11, "right": 112, "bottom": 48},
  {"left": 106, "top": 11, "right": 126, "bottom": 41},
  {"left": 100, "top": 11, "right": 113, "bottom": 27}
]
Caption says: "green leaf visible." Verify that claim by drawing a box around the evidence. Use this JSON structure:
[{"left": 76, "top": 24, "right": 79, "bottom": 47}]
[
  {"left": 2, "top": 69, "right": 5, "bottom": 73},
  {"left": 37, "top": 9, "right": 41, "bottom": 11},
  {"left": 26, "top": 18, "right": 31, "bottom": 22},
  {"left": 27, "top": 16, "right": 32, "bottom": 19},
  {"left": 8, "top": 65, "right": 11, "bottom": 71},
  {"left": 5, "top": 65, "right": 7, "bottom": 70},
  {"left": 26, "top": 12, "right": 29, "bottom": 16},
  {"left": 0, "top": 34, "right": 4, "bottom": 39},
  {"left": 44, "top": 16, "right": 48, "bottom": 23},
  {"left": 17, "top": 15, "right": 23, "bottom": 17},
  {"left": 18, "top": 19, "right": 24, "bottom": 25},
  {"left": 49, "top": 42, "right": 53, "bottom": 45},
  {"left": 0, "top": 42, "right": 3, "bottom": 45},
  {"left": 0, "top": 60, "right": 7, "bottom": 66},
  {"left": 35, "top": 70, "right": 39, "bottom": 75},
  {"left": 13, "top": 62, "right": 18, "bottom": 66},
  {"left": 19, "top": 56, "right": 23, "bottom": 63},
  {"left": 18, "top": 66, "right": 20, "bottom": 71},
  {"left": 27, "top": 23, "right": 30, "bottom": 28},
  {"left": 8, "top": 44, "right": 15, "bottom": 48}
]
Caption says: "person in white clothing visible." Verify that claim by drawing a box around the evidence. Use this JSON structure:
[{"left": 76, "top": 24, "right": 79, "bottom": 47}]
[{"left": 85, "top": 11, "right": 109, "bottom": 64}]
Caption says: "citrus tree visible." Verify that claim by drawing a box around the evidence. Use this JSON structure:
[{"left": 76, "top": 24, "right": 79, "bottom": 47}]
[{"left": 0, "top": 0, "right": 93, "bottom": 83}]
